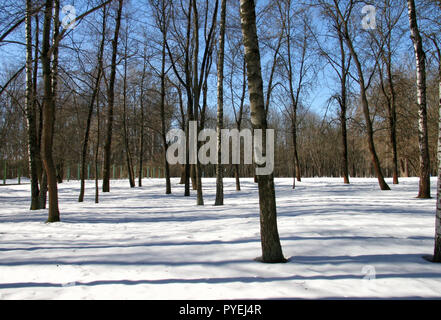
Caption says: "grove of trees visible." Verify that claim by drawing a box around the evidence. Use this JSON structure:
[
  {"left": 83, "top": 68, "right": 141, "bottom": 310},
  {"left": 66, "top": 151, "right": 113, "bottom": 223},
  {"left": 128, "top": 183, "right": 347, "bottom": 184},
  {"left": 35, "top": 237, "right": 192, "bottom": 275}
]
[{"left": 0, "top": 0, "right": 440, "bottom": 262}]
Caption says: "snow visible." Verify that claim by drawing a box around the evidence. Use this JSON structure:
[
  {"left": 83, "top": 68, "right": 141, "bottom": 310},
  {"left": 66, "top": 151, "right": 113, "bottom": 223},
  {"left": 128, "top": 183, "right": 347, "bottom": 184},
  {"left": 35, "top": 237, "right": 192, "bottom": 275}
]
[{"left": 0, "top": 177, "right": 440, "bottom": 299}]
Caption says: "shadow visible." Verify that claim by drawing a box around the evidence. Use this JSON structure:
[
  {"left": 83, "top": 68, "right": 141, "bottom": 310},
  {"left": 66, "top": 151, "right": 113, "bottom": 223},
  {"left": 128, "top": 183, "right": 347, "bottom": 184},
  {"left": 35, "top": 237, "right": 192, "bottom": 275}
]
[
  {"left": 290, "top": 253, "right": 432, "bottom": 265},
  {"left": 0, "top": 235, "right": 432, "bottom": 253},
  {"left": 2, "top": 269, "right": 441, "bottom": 290}
]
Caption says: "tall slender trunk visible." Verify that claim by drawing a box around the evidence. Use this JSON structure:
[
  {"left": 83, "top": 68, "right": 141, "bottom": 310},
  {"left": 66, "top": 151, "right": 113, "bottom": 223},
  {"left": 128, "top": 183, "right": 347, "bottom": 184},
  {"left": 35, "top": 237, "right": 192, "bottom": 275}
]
[
  {"left": 33, "top": 12, "right": 45, "bottom": 204},
  {"left": 233, "top": 59, "right": 247, "bottom": 192},
  {"left": 215, "top": 0, "right": 227, "bottom": 206},
  {"left": 291, "top": 117, "right": 301, "bottom": 188},
  {"left": 138, "top": 54, "right": 147, "bottom": 188},
  {"left": 240, "top": 0, "right": 285, "bottom": 263},
  {"left": 103, "top": 0, "right": 123, "bottom": 193},
  {"left": 79, "top": 10, "right": 106, "bottom": 202},
  {"left": 379, "top": 29, "right": 399, "bottom": 185},
  {"left": 432, "top": 38, "right": 441, "bottom": 262},
  {"left": 387, "top": 61, "right": 399, "bottom": 185},
  {"left": 41, "top": 0, "right": 60, "bottom": 222},
  {"left": 95, "top": 85, "right": 100, "bottom": 204},
  {"left": 25, "top": 0, "right": 40, "bottom": 210},
  {"left": 435, "top": 70, "right": 441, "bottom": 262},
  {"left": 122, "top": 39, "right": 135, "bottom": 188},
  {"left": 284, "top": 5, "right": 304, "bottom": 187},
  {"left": 340, "top": 104, "right": 349, "bottom": 184},
  {"left": 160, "top": 22, "right": 171, "bottom": 194},
  {"left": 337, "top": 3, "right": 390, "bottom": 191},
  {"left": 192, "top": 0, "right": 203, "bottom": 205},
  {"left": 176, "top": 85, "right": 186, "bottom": 185},
  {"left": 407, "top": 0, "right": 431, "bottom": 198},
  {"left": 337, "top": 25, "right": 350, "bottom": 185}
]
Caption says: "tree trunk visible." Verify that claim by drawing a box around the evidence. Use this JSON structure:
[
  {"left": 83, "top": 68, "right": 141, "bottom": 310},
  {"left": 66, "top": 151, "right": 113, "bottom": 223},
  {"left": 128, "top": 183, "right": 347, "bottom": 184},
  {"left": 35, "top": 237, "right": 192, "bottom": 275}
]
[
  {"left": 39, "top": 171, "right": 47, "bottom": 209},
  {"left": 138, "top": 60, "right": 146, "bottom": 188},
  {"left": 25, "top": 0, "right": 40, "bottom": 210},
  {"left": 340, "top": 107, "right": 350, "bottom": 184},
  {"left": 337, "top": 25, "right": 350, "bottom": 185},
  {"left": 102, "top": 0, "right": 123, "bottom": 193},
  {"left": 160, "top": 22, "right": 171, "bottom": 194},
  {"left": 41, "top": 0, "right": 60, "bottom": 222},
  {"left": 433, "top": 38, "right": 441, "bottom": 262},
  {"left": 386, "top": 59, "right": 399, "bottom": 185},
  {"left": 240, "top": 0, "right": 286, "bottom": 263},
  {"left": 407, "top": 0, "right": 431, "bottom": 198},
  {"left": 79, "top": 10, "right": 106, "bottom": 202},
  {"left": 338, "top": 5, "right": 390, "bottom": 191},
  {"left": 291, "top": 117, "right": 301, "bottom": 188},
  {"left": 215, "top": 0, "right": 227, "bottom": 206},
  {"left": 123, "top": 54, "right": 135, "bottom": 189},
  {"left": 435, "top": 73, "right": 441, "bottom": 262},
  {"left": 95, "top": 86, "right": 101, "bottom": 204},
  {"left": 234, "top": 163, "right": 241, "bottom": 191}
]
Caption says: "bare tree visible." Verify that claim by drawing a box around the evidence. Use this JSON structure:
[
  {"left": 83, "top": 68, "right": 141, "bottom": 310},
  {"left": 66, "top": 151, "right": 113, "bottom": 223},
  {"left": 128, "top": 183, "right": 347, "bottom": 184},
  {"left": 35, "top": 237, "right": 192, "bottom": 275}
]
[
  {"left": 41, "top": 0, "right": 60, "bottom": 222},
  {"left": 215, "top": 0, "right": 227, "bottom": 206},
  {"left": 332, "top": 0, "right": 390, "bottom": 191},
  {"left": 79, "top": 6, "right": 107, "bottom": 202},
  {"left": 407, "top": 0, "right": 431, "bottom": 198},
  {"left": 433, "top": 37, "right": 441, "bottom": 262},
  {"left": 25, "top": 0, "right": 40, "bottom": 210},
  {"left": 103, "top": 0, "right": 123, "bottom": 193},
  {"left": 240, "top": 0, "right": 286, "bottom": 263}
]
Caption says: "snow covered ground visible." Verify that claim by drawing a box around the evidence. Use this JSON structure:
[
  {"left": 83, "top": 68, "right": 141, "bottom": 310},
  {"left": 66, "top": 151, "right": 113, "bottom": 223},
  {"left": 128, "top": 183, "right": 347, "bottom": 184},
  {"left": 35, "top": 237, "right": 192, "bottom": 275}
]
[{"left": 0, "top": 177, "right": 440, "bottom": 299}]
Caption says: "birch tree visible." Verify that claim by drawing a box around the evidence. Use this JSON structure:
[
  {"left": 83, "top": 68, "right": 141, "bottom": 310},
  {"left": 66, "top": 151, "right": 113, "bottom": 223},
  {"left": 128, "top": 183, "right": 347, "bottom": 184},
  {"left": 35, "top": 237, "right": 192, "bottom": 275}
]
[
  {"left": 407, "top": 0, "right": 431, "bottom": 198},
  {"left": 240, "top": 0, "right": 286, "bottom": 263}
]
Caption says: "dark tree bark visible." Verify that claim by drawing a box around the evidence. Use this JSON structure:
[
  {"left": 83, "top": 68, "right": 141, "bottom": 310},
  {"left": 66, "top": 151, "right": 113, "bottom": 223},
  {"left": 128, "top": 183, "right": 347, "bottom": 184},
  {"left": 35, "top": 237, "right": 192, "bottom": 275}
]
[
  {"left": 231, "top": 59, "right": 247, "bottom": 192},
  {"left": 95, "top": 88, "right": 101, "bottom": 204},
  {"left": 25, "top": 0, "right": 40, "bottom": 210},
  {"left": 336, "top": 21, "right": 350, "bottom": 185},
  {"left": 215, "top": 0, "right": 227, "bottom": 206},
  {"left": 431, "top": 36, "right": 441, "bottom": 262},
  {"left": 407, "top": 0, "right": 431, "bottom": 199},
  {"left": 79, "top": 8, "right": 106, "bottom": 202},
  {"left": 335, "top": 0, "right": 390, "bottom": 191},
  {"left": 284, "top": 11, "right": 304, "bottom": 187},
  {"left": 159, "top": 1, "right": 171, "bottom": 194},
  {"left": 138, "top": 47, "right": 147, "bottom": 188},
  {"left": 164, "top": 0, "right": 193, "bottom": 197},
  {"left": 122, "top": 28, "right": 135, "bottom": 189},
  {"left": 103, "top": 0, "right": 123, "bottom": 193},
  {"left": 240, "top": 0, "right": 286, "bottom": 263},
  {"left": 41, "top": 0, "right": 60, "bottom": 222}
]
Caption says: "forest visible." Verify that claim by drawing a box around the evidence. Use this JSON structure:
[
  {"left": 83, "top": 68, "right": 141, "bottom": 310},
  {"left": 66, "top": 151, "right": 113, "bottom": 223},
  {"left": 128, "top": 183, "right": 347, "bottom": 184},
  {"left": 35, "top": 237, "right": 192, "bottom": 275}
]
[{"left": 0, "top": 0, "right": 440, "bottom": 300}]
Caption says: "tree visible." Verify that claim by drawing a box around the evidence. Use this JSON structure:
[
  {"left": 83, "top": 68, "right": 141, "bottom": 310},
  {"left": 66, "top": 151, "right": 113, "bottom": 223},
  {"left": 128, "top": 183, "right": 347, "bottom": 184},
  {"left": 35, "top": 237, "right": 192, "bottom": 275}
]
[
  {"left": 191, "top": 0, "right": 219, "bottom": 206},
  {"left": 79, "top": 6, "right": 107, "bottom": 202},
  {"left": 138, "top": 39, "right": 149, "bottom": 188},
  {"left": 276, "top": 2, "right": 314, "bottom": 188},
  {"left": 239, "top": 0, "right": 286, "bottom": 263},
  {"left": 215, "top": 0, "right": 227, "bottom": 206},
  {"left": 103, "top": 0, "right": 123, "bottom": 193},
  {"left": 315, "top": 2, "right": 352, "bottom": 185},
  {"left": 375, "top": 0, "right": 405, "bottom": 185},
  {"left": 333, "top": 0, "right": 390, "bottom": 191},
  {"left": 41, "top": 0, "right": 60, "bottom": 222},
  {"left": 434, "top": 37, "right": 441, "bottom": 262},
  {"left": 165, "top": 0, "right": 194, "bottom": 197},
  {"left": 151, "top": 0, "right": 172, "bottom": 194},
  {"left": 121, "top": 16, "right": 136, "bottom": 189},
  {"left": 25, "top": 0, "right": 40, "bottom": 210},
  {"left": 407, "top": 0, "right": 431, "bottom": 198}
]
